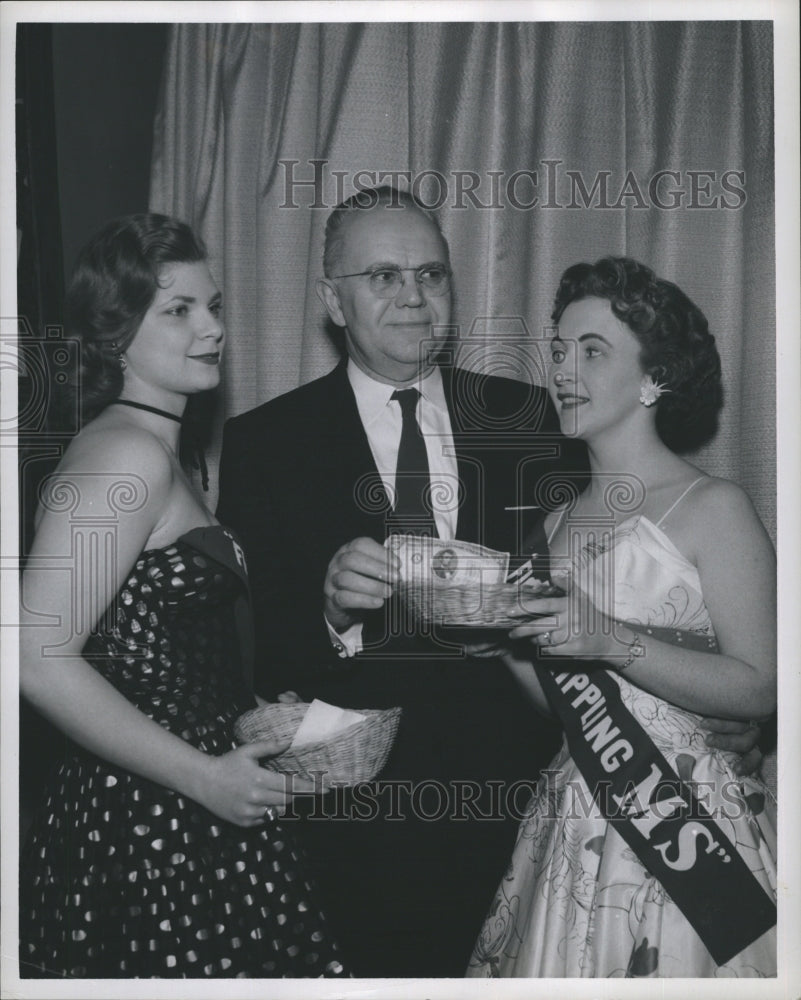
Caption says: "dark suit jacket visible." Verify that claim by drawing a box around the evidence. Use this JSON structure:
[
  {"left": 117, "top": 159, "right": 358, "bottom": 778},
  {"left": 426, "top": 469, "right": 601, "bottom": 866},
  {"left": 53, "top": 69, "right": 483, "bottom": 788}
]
[
  {"left": 218, "top": 361, "right": 586, "bottom": 694},
  {"left": 217, "top": 362, "right": 588, "bottom": 976}
]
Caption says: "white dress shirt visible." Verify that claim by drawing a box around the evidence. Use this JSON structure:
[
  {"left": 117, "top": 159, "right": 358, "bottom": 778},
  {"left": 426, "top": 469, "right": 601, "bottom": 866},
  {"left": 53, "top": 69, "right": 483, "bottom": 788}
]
[{"left": 327, "top": 361, "right": 459, "bottom": 656}]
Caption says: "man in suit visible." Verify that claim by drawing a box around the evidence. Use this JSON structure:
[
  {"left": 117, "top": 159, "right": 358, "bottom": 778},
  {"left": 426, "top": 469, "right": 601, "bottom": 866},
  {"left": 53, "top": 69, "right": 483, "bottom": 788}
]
[{"left": 217, "top": 187, "right": 759, "bottom": 976}]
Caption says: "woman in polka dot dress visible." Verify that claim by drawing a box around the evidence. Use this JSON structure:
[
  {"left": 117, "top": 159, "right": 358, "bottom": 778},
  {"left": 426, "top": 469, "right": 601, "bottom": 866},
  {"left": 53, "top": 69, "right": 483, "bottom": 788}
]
[{"left": 19, "top": 215, "right": 348, "bottom": 978}]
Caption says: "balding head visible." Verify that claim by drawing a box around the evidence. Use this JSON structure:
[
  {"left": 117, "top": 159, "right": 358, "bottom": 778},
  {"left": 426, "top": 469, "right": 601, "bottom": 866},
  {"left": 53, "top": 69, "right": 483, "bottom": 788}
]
[
  {"left": 315, "top": 187, "right": 452, "bottom": 385},
  {"left": 323, "top": 186, "right": 450, "bottom": 278}
]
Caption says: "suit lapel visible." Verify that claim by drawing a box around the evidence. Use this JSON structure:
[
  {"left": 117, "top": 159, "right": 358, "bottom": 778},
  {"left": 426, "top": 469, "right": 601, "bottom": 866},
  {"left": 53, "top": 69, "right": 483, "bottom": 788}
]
[
  {"left": 442, "top": 365, "right": 535, "bottom": 554},
  {"left": 442, "top": 366, "right": 480, "bottom": 543},
  {"left": 323, "top": 362, "right": 392, "bottom": 542}
]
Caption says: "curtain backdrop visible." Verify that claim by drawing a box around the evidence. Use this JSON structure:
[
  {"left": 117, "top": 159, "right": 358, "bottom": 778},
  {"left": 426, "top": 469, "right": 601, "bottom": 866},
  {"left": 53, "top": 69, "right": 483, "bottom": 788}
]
[{"left": 149, "top": 20, "right": 775, "bottom": 542}]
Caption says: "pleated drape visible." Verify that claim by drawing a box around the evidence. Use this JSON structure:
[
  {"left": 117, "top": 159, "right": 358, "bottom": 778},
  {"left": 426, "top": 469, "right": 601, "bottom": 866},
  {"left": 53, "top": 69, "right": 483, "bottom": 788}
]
[{"left": 149, "top": 21, "right": 775, "bottom": 544}]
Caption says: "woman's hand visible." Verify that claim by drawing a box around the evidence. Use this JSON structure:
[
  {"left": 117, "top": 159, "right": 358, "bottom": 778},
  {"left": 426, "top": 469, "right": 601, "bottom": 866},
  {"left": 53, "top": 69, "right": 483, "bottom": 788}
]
[
  {"left": 507, "top": 588, "right": 617, "bottom": 661},
  {"left": 192, "top": 739, "right": 318, "bottom": 826}
]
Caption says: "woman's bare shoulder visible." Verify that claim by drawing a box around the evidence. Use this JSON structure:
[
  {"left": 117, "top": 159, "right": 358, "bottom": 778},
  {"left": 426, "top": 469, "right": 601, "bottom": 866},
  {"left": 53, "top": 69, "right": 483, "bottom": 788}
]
[
  {"left": 686, "top": 475, "right": 772, "bottom": 548},
  {"left": 64, "top": 418, "right": 172, "bottom": 468},
  {"left": 43, "top": 421, "right": 176, "bottom": 515},
  {"left": 692, "top": 475, "right": 760, "bottom": 517}
]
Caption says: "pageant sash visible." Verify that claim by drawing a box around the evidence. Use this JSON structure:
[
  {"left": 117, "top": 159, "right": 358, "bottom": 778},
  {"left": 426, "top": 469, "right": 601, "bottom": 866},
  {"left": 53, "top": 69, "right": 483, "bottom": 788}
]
[
  {"left": 180, "top": 525, "right": 250, "bottom": 590},
  {"left": 535, "top": 640, "right": 776, "bottom": 965},
  {"left": 180, "top": 525, "right": 254, "bottom": 688}
]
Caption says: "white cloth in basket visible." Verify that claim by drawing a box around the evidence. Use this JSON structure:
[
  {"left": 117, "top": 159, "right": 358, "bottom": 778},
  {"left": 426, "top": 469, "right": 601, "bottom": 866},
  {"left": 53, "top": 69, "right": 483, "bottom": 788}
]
[{"left": 290, "top": 700, "right": 366, "bottom": 749}]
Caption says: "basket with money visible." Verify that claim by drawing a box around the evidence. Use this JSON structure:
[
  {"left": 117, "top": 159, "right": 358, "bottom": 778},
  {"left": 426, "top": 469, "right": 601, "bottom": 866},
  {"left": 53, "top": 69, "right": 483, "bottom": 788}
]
[
  {"left": 388, "top": 534, "right": 563, "bottom": 629},
  {"left": 234, "top": 700, "right": 402, "bottom": 788}
]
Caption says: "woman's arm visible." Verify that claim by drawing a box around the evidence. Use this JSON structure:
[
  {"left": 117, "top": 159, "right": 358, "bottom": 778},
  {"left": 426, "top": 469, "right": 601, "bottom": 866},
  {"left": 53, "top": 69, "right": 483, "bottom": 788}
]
[
  {"left": 510, "top": 481, "right": 776, "bottom": 721},
  {"left": 20, "top": 431, "right": 309, "bottom": 824}
]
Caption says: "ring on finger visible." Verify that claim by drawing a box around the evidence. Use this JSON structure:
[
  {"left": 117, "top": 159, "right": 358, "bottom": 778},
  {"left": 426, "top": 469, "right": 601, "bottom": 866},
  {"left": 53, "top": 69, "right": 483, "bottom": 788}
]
[
  {"left": 540, "top": 631, "right": 551, "bottom": 646},
  {"left": 263, "top": 805, "right": 278, "bottom": 822}
]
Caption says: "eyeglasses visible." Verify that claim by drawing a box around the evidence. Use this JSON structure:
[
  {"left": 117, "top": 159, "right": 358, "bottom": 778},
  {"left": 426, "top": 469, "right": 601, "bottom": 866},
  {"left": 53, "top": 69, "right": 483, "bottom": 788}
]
[{"left": 330, "top": 263, "right": 451, "bottom": 298}]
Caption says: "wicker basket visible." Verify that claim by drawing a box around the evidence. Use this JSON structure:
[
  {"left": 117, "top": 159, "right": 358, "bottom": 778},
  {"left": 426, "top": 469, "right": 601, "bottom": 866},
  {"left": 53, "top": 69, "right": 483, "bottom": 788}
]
[
  {"left": 234, "top": 702, "right": 402, "bottom": 787},
  {"left": 400, "top": 578, "right": 563, "bottom": 628}
]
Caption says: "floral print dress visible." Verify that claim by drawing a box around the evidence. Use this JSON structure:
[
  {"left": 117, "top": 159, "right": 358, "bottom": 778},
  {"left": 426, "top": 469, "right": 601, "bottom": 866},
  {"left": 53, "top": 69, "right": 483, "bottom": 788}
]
[{"left": 467, "top": 513, "right": 776, "bottom": 978}]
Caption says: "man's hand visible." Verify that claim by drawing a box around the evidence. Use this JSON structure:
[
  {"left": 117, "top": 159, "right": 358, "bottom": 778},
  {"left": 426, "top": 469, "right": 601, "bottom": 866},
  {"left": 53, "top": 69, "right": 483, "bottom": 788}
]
[
  {"left": 463, "top": 640, "right": 508, "bottom": 659},
  {"left": 701, "top": 717, "right": 763, "bottom": 777},
  {"left": 323, "top": 537, "right": 400, "bottom": 632}
]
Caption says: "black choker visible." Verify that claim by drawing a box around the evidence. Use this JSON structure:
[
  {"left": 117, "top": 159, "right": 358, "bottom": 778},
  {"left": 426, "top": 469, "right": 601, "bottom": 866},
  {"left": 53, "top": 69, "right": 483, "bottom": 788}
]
[
  {"left": 110, "top": 399, "right": 209, "bottom": 493},
  {"left": 110, "top": 399, "right": 183, "bottom": 423}
]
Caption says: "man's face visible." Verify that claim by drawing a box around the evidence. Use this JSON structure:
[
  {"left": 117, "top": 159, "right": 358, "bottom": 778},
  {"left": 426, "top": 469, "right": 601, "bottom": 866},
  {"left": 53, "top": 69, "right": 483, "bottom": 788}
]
[{"left": 317, "top": 206, "right": 452, "bottom": 384}]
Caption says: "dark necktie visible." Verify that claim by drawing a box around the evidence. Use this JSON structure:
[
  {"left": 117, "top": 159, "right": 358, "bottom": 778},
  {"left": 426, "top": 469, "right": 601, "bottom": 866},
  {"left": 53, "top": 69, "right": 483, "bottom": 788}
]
[{"left": 389, "top": 388, "right": 438, "bottom": 536}]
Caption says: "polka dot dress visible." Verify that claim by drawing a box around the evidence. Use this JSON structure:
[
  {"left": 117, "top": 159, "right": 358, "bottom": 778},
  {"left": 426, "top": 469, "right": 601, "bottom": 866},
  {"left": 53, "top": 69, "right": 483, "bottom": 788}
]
[{"left": 19, "top": 528, "right": 348, "bottom": 979}]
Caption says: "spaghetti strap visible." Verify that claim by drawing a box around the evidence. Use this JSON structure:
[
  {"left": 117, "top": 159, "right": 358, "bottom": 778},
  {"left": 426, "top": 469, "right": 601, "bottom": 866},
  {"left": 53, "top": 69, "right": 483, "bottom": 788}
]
[{"left": 655, "top": 475, "right": 707, "bottom": 527}]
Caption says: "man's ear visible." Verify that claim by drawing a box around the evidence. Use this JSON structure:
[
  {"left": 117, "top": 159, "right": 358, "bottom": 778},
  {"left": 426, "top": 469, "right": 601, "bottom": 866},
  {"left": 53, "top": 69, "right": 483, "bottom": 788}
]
[{"left": 316, "top": 278, "right": 346, "bottom": 328}]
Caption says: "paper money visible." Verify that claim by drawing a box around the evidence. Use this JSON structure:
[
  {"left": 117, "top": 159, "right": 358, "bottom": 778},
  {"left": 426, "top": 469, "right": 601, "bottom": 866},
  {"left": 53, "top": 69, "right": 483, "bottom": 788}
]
[
  {"left": 386, "top": 535, "right": 509, "bottom": 588},
  {"left": 386, "top": 536, "right": 566, "bottom": 626}
]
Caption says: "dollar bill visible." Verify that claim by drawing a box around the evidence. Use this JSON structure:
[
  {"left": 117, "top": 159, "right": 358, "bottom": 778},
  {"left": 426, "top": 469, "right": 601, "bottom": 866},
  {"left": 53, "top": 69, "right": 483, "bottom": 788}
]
[{"left": 386, "top": 534, "right": 509, "bottom": 588}]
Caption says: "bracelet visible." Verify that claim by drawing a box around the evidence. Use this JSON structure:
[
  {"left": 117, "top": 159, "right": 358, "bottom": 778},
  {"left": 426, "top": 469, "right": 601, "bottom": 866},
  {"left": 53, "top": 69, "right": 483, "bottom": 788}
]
[{"left": 618, "top": 632, "right": 645, "bottom": 672}]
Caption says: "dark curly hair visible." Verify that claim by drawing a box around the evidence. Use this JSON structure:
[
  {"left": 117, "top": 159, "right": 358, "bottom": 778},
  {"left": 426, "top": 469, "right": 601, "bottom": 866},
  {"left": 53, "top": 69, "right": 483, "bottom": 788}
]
[
  {"left": 552, "top": 257, "right": 723, "bottom": 452},
  {"left": 65, "top": 213, "right": 207, "bottom": 423}
]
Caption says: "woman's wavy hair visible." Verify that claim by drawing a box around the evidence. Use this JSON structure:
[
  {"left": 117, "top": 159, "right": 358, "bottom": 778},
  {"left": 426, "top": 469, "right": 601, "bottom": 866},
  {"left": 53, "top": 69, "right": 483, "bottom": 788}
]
[
  {"left": 65, "top": 213, "right": 207, "bottom": 423},
  {"left": 551, "top": 256, "right": 723, "bottom": 452}
]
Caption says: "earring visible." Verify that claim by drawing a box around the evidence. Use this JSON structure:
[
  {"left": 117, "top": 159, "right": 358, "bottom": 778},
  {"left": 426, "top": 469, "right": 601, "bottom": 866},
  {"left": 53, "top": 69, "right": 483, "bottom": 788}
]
[
  {"left": 639, "top": 373, "right": 670, "bottom": 407},
  {"left": 110, "top": 341, "right": 126, "bottom": 371}
]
